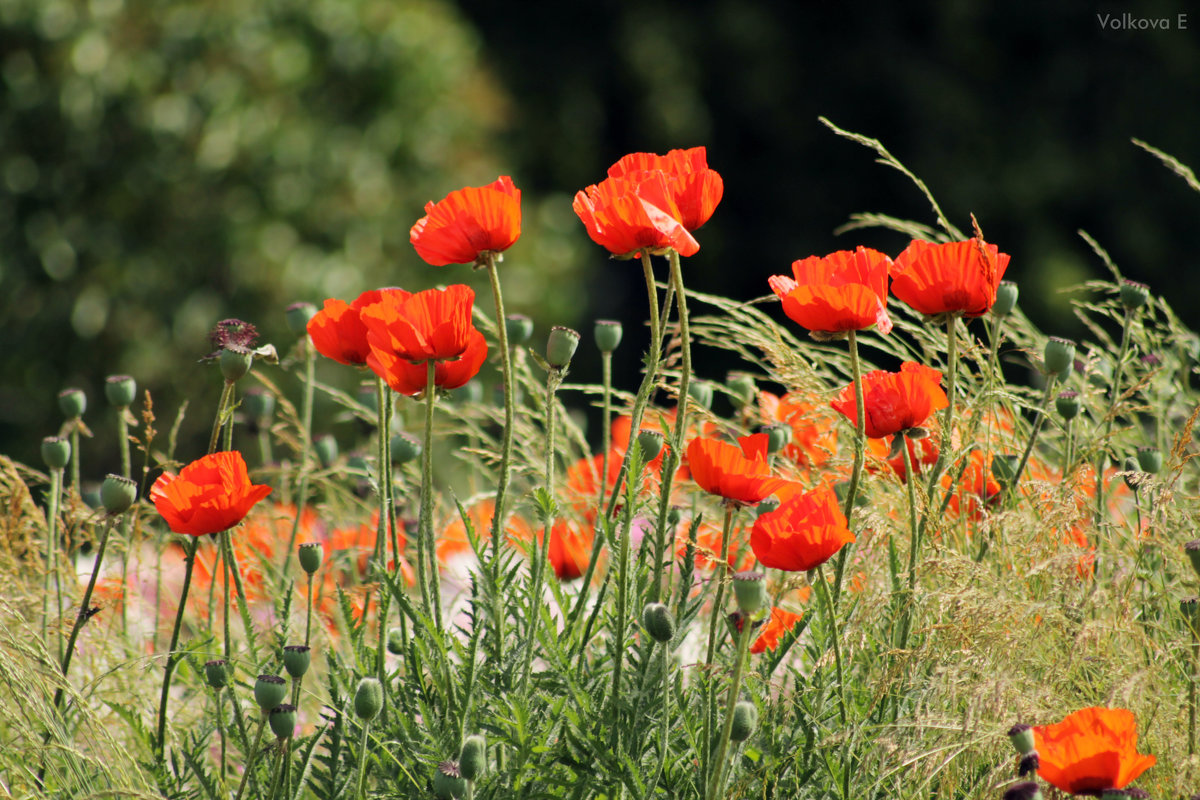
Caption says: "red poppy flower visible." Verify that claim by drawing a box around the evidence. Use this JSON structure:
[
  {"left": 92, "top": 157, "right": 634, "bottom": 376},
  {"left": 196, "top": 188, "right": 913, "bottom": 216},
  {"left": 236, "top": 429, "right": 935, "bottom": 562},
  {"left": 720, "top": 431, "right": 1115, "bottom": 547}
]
[
  {"left": 830, "top": 361, "right": 949, "bottom": 439},
  {"left": 545, "top": 521, "right": 593, "bottom": 581},
  {"left": 368, "top": 327, "right": 487, "bottom": 396},
  {"left": 758, "top": 391, "right": 838, "bottom": 468},
  {"left": 605, "top": 146, "right": 723, "bottom": 232},
  {"left": 751, "top": 606, "right": 804, "bottom": 654},
  {"left": 867, "top": 434, "right": 939, "bottom": 481},
  {"left": 1033, "top": 707, "right": 1155, "bottom": 795},
  {"left": 152, "top": 451, "right": 272, "bottom": 536},
  {"left": 686, "top": 433, "right": 792, "bottom": 505},
  {"left": 307, "top": 289, "right": 385, "bottom": 366},
  {"left": 768, "top": 247, "right": 893, "bottom": 334},
  {"left": 942, "top": 449, "right": 1001, "bottom": 519},
  {"left": 890, "top": 238, "right": 1011, "bottom": 318},
  {"left": 750, "top": 484, "right": 854, "bottom": 572},
  {"left": 360, "top": 285, "right": 477, "bottom": 365},
  {"left": 572, "top": 172, "right": 700, "bottom": 258},
  {"left": 410, "top": 176, "right": 522, "bottom": 266}
]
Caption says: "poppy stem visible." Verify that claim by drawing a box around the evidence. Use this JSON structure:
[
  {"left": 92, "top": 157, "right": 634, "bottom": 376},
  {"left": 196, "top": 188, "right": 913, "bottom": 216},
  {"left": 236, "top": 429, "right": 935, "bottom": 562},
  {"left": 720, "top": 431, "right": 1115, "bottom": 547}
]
[
  {"left": 702, "top": 503, "right": 737, "bottom": 790},
  {"left": 1005, "top": 376, "right": 1057, "bottom": 503},
  {"left": 283, "top": 343, "right": 316, "bottom": 578},
  {"left": 233, "top": 715, "right": 267, "bottom": 800},
  {"left": 482, "top": 253, "right": 515, "bottom": 563},
  {"left": 208, "top": 380, "right": 234, "bottom": 455},
  {"left": 155, "top": 535, "right": 199, "bottom": 764},
  {"left": 1093, "top": 307, "right": 1135, "bottom": 532},
  {"left": 815, "top": 563, "right": 847, "bottom": 725},
  {"left": 1190, "top": 620, "right": 1198, "bottom": 755},
  {"left": 419, "top": 360, "right": 443, "bottom": 632},
  {"left": 922, "top": 316, "right": 959, "bottom": 502},
  {"left": 598, "top": 350, "right": 613, "bottom": 510},
  {"left": 896, "top": 432, "right": 921, "bottom": 657},
  {"left": 833, "top": 329, "right": 866, "bottom": 605},
  {"left": 50, "top": 515, "right": 116, "bottom": 716},
  {"left": 41, "top": 467, "right": 63, "bottom": 651},
  {"left": 706, "top": 610, "right": 753, "bottom": 800}
]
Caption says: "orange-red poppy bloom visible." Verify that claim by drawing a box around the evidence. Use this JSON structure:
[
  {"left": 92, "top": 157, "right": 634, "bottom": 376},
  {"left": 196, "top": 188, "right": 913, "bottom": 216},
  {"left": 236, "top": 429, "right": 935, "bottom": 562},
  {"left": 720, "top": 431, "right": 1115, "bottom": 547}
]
[
  {"left": 572, "top": 172, "right": 700, "bottom": 258},
  {"left": 439, "top": 499, "right": 534, "bottom": 563},
  {"left": 410, "top": 176, "right": 522, "bottom": 266},
  {"left": 831, "top": 361, "right": 949, "bottom": 439},
  {"left": 545, "top": 520, "right": 593, "bottom": 581},
  {"left": 152, "top": 451, "right": 272, "bottom": 536},
  {"left": 768, "top": 247, "right": 893, "bottom": 334},
  {"left": 750, "top": 484, "right": 854, "bottom": 571},
  {"left": 1033, "top": 707, "right": 1155, "bottom": 795},
  {"left": 751, "top": 606, "right": 805, "bottom": 654},
  {"left": 605, "top": 146, "right": 723, "bottom": 232},
  {"left": 686, "top": 433, "right": 791, "bottom": 505},
  {"left": 368, "top": 327, "right": 487, "bottom": 396},
  {"left": 758, "top": 391, "right": 838, "bottom": 468},
  {"left": 868, "top": 434, "right": 940, "bottom": 481},
  {"left": 307, "top": 289, "right": 385, "bottom": 367},
  {"left": 890, "top": 238, "right": 1011, "bottom": 318},
  {"left": 360, "top": 285, "right": 477, "bottom": 366}
]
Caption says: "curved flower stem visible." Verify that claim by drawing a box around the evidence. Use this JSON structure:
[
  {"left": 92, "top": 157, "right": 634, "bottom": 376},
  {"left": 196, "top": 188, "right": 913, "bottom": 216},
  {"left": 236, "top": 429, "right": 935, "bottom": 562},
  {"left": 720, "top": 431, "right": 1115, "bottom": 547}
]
[
  {"left": 814, "top": 563, "right": 847, "bottom": 726},
  {"left": 354, "top": 719, "right": 372, "bottom": 800},
  {"left": 41, "top": 468, "right": 63, "bottom": 650},
  {"left": 482, "top": 253, "right": 515, "bottom": 562},
  {"left": 233, "top": 715, "right": 267, "bottom": 800},
  {"left": 419, "top": 360, "right": 443, "bottom": 632},
  {"left": 51, "top": 516, "right": 117, "bottom": 715},
  {"left": 214, "top": 687, "right": 228, "bottom": 789},
  {"left": 896, "top": 433, "right": 922, "bottom": 655},
  {"left": 607, "top": 472, "right": 639, "bottom": 753},
  {"left": 283, "top": 343, "right": 316, "bottom": 578},
  {"left": 706, "top": 613, "right": 753, "bottom": 800},
  {"left": 208, "top": 381, "right": 235, "bottom": 455},
  {"left": 156, "top": 536, "right": 200, "bottom": 764},
  {"left": 116, "top": 409, "right": 131, "bottom": 480},
  {"left": 221, "top": 529, "right": 233, "bottom": 660},
  {"left": 644, "top": 640, "right": 672, "bottom": 798},
  {"left": 1093, "top": 308, "right": 1134, "bottom": 530},
  {"left": 833, "top": 329, "right": 866, "bottom": 605},
  {"left": 1005, "top": 376, "right": 1057, "bottom": 503},
  {"left": 1190, "top": 621, "right": 1198, "bottom": 756},
  {"left": 68, "top": 424, "right": 81, "bottom": 500}
]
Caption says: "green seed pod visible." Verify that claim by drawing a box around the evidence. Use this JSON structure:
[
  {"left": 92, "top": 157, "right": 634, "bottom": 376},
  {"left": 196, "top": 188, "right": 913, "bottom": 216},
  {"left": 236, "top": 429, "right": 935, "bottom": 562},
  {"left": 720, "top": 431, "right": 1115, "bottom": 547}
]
[
  {"left": 727, "top": 374, "right": 757, "bottom": 407},
  {"left": 390, "top": 432, "right": 423, "bottom": 465},
  {"left": 1119, "top": 280, "right": 1150, "bottom": 311},
  {"left": 762, "top": 423, "right": 791, "bottom": 455},
  {"left": 666, "top": 507, "right": 682, "bottom": 527},
  {"left": 1007, "top": 723, "right": 1035, "bottom": 755},
  {"left": 282, "top": 645, "right": 311, "bottom": 678},
  {"left": 41, "top": 436, "right": 71, "bottom": 470},
  {"left": 354, "top": 677, "right": 383, "bottom": 721},
  {"left": 1136, "top": 446, "right": 1162, "bottom": 475},
  {"left": 433, "top": 760, "right": 467, "bottom": 799},
  {"left": 687, "top": 380, "right": 713, "bottom": 410},
  {"left": 458, "top": 735, "right": 487, "bottom": 781},
  {"left": 243, "top": 388, "right": 275, "bottom": 421},
  {"left": 992, "top": 281, "right": 1019, "bottom": 318},
  {"left": 990, "top": 455, "right": 1019, "bottom": 487},
  {"left": 1185, "top": 540, "right": 1200, "bottom": 581},
  {"left": 1003, "top": 782, "right": 1043, "bottom": 800},
  {"left": 254, "top": 674, "right": 288, "bottom": 711},
  {"left": 546, "top": 326, "right": 580, "bottom": 369},
  {"left": 286, "top": 302, "right": 317, "bottom": 335},
  {"left": 219, "top": 348, "right": 253, "bottom": 383},
  {"left": 58, "top": 388, "right": 87, "bottom": 419},
  {"left": 593, "top": 319, "right": 623, "bottom": 353},
  {"left": 297, "top": 542, "right": 323, "bottom": 575},
  {"left": 636, "top": 430, "right": 664, "bottom": 461},
  {"left": 204, "top": 659, "right": 230, "bottom": 690},
  {"left": 641, "top": 602, "right": 676, "bottom": 644},
  {"left": 269, "top": 703, "right": 298, "bottom": 739},
  {"left": 387, "top": 627, "right": 405, "bottom": 655},
  {"left": 729, "top": 700, "right": 758, "bottom": 742},
  {"left": 1055, "top": 391, "right": 1080, "bottom": 421},
  {"left": 1043, "top": 337, "right": 1076, "bottom": 377},
  {"left": 756, "top": 495, "right": 781, "bottom": 517},
  {"left": 100, "top": 474, "right": 137, "bottom": 515},
  {"left": 732, "top": 571, "right": 768, "bottom": 614},
  {"left": 314, "top": 434, "right": 339, "bottom": 469},
  {"left": 104, "top": 375, "right": 137, "bottom": 408},
  {"left": 505, "top": 314, "right": 534, "bottom": 345}
]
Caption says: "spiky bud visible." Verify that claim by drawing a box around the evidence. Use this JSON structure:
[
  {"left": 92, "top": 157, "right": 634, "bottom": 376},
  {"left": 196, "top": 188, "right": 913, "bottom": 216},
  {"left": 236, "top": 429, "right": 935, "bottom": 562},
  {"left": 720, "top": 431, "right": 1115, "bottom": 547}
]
[
  {"left": 354, "top": 677, "right": 383, "bottom": 721},
  {"left": 458, "top": 735, "right": 487, "bottom": 781},
  {"left": 58, "top": 388, "right": 86, "bottom": 419},
  {"left": 41, "top": 436, "right": 71, "bottom": 470},
  {"left": 104, "top": 375, "right": 137, "bottom": 408},
  {"left": 282, "top": 645, "right": 311, "bottom": 678},
  {"left": 636, "top": 430, "right": 664, "bottom": 461},
  {"left": 387, "top": 628, "right": 405, "bottom": 655},
  {"left": 642, "top": 602, "right": 676, "bottom": 644},
  {"left": 593, "top": 319, "right": 623, "bottom": 353},
  {"left": 545, "top": 326, "right": 580, "bottom": 369},
  {"left": 727, "top": 374, "right": 757, "bottom": 407},
  {"left": 269, "top": 704, "right": 298, "bottom": 739},
  {"left": 204, "top": 659, "right": 229, "bottom": 690},
  {"left": 100, "top": 474, "right": 137, "bottom": 515},
  {"left": 254, "top": 674, "right": 287, "bottom": 711},
  {"left": 1043, "top": 337, "right": 1076, "bottom": 377},
  {"left": 1119, "top": 280, "right": 1150, "bottom": 311},
  {"left": 730, "top": 700, "right": 758, "bottom": 742},
  {"left": 992, "top": 281, "right": 1019, "bottom": 318},
  {"left": 433, "top": 761, "right": 467, "bottom": 799},
  {"left": 733, "top": 571, "right": 768, "bottom": 614},
  {"left": 505, "top": 314, "right": 533, "bottom": 345}
]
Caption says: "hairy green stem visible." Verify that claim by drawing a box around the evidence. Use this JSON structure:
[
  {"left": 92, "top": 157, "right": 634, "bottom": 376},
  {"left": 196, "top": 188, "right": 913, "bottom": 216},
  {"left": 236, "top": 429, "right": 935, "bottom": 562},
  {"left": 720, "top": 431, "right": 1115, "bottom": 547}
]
[
  {"left": 707, "top": 615, "right": 753, "bottom": 800},
  {"left": 51, "top": 516, "right": 116, "bottom": 714},
  {"left": 701, "top": 503, "right": 737, "bottom": 791},
  {"left": 283, "top": 344, "right": 316, "bottom": 578},
  {"left": 598, "top": 351, "right": 613, "bottom": 510},
  {"left": 897, "top": 434, "right": 921, "bottom": 654},
  {"left": 42, "top": 468, "right": 63, "bottom": 652},
  {"left": 833, "top": 329, "right": 866, "bottom": 605},
  {"left": 482, "top": 253, "right": 515, "bottom": 560},
  {"left": 156, "top": 536, "right": 200, "bottom": 763},
  {"left": 815, "top": 563, "right": 847, "bottom": 725},
  {"left": 354, "top": 720, "right": 372, "bottom": 800},
  {"left": 233, "top": 715, "right": 267, "bottom": 800},
  {"left": 1005, "top": 376, "right": 1057, "bottom": 502},
  {"left": 419, "top": 360, "right": 443, "bottom": 632},
  {"left": 208, "top": 381, "right": 235, "bottom": 455}
]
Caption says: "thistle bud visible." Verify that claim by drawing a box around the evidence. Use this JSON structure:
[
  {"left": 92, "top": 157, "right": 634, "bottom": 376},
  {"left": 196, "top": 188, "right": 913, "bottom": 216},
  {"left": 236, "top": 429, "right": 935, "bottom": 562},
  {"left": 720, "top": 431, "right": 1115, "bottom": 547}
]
[
  {"left": 58, "top": 388, "right": 86, "bottom": 419},
  {"left": 314, "top": 434, "right": 339, "bottom": 469},
  {"left": 391, "top": 432, "right": 423, "bottom": 465},
  {"left": 1055, "top": 391, "right": 1080, "bottom": 421},
  {"left": 387, "top": 627, "right": 405, "bottom": 655},
  {"left": 298, "top": 542, "right": 323, "bottom": 575},
  {"left": 269, "top": 704, "right": 298, "bottom": 739},
  {"left": 636, "top": 430, "right": 664, "bottom": 462},
  {"left": 641, "top": 602, "right": 676, "bottom": 644},
  {"left": 458, "top": 735, "right": 487, "bottom": 781},
  {"left": 1043, "top": 337, "right": 1076, "bottom": 377},
  {"left": 1003, "top": 782, "right": 1043, "bottom": 800},
  {"left": 732, "top": 571, "right": 768, "bottom": 614},
  {"left": 433, "top": 760, "right": 467, "bottom": 799},
  {"left": 243, "top": 388, "right": 275, "bottom": 421},
  {"left": 756, "top": 495, "right": 781, "bottom": 517},
  {"left": 729, "top": 700, "right": 758, "bottom": 742},
  {"left": 762, "top": 423, "right": 791, "bottom": 455},
  {"left": 545, "top": 326, "right": 580, "bottom": 369},
  {"left": 100, "top": 474, "right": 137, "bottom": 515},
  {"left": 282, "top": 645, "right": 311, "bottom": 678},
  {"left": 354, "top": 677, "right": 383, "bottom": 721},
  {"left": 505, "top": 314, "right": 533, "bottom": 345},
  {"left": 104, "top": 375, "right": 137, "bottom": 408},
  {"left": 1136, "top": 446, "right": 1162, "bottom": 475},
  {"left": 593, "top": 319, "right": 623, "bottom": 353},
  {"left": 204, "top": 659, "right": 229, "bottom": 690},
  {"left": 992, "top": 281, "right": 1019, "bottom": 318},
  {"left": 1185, "top": 541, "right": 1200, "bottom": 580},
  {"left": 687, "top": 381, "right": 713, "bottom": 410},
  {"left": 41, "top": 436, "right": 71, "bottom": 470},
  {"left": 1119, "top": 280, "right": 1150, "bottom": 311},
  {"left": 1017, "top": 750, "right": 1039, "bottom": 777},
  {"left": 1007, "top": 723, "right": 1035, "bottom": 755},
  {"left": 286, "top": 302, "right": 317, "bottom": 334},
  {"left": 254, "top": 674, "right": 287, "bottom": 711}
]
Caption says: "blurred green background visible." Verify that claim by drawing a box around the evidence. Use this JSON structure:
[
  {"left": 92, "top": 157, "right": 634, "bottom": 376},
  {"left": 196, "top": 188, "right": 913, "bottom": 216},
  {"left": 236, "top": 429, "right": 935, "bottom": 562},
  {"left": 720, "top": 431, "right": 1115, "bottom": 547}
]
[{"left": 3, "top": 0, "right": 1198, "bottom": 477}]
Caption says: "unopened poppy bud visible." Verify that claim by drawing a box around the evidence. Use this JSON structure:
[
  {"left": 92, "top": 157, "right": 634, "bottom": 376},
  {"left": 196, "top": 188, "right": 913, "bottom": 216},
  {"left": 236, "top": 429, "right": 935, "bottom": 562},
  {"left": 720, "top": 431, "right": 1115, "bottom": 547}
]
[
  {"left": 58, "top": 388, "right": 87, "bottom": 419},
  {"left": 593, "top": 319, "right": 623, "bottom": 353},
  {"left": 1003, "top": 782, "right": 1043, "bottom": 800},
  {"left": 666, "top": 507, "right": 682, "bottom": 527},
  {"left": 42, "top": 436, "right": 71, "bottom": 470},
  {"left": 1122, "top": 457, "right": 1144, "bottom": 491},
  {"left": 254, "top": 674, "right": 288, "bottom": 711},
  {"left": 1043, "top": 337, "right": 1076, "bottom": 377},
  {"left": 642, "top": 602, "right": 676, "bottom": 644},
  {"left": 1119, "top": 280, "right": 1150, "bottom": 311},
  {"left": 505, "top": 314, "right": 534, "bottom": 345},
  {"left": 992, "top": 281, "right": 1019, "bottom": 318},
  {"left": 458, "top": 735, "right": 487, "bottom": 780},
  {"left": 391, "top": 432, "right": 423, "bottom": 465},
  {"left": 1181, "top": 597, "right": 1200, "bottom": 631},
  {"left": 298, "top": 542, "right": 323, "bottom": 575},
  {"left": 204, "top": 659, "right": 230, "bottom": 690},
  {"left": 730, "top": 700, "right": 758, "bottom": 742},
  {"left": 354, "top": 677, "right": 383, "bottom": 720},
  {"left": 1055, "top": 391, "right": 1080, "bottom": 421},
  {"left": 727, "top": 374, "right": 756, "bottom": 407},
  {"left": 269, "top": 704, "right": 297, "bottom": 739},
  {"left": 1185, "top": 541, "right": 1200, "bottom": 580},
  {"left": 387, "top": 627, "right": 405, "bottom": 655},
  {"left": 219, "top": 348, "right": 253, "bottom": 383},
  {"left": 1017, "top": 750, "right": 1040, "bottom": 776},
  {"left": 636, "top": 430, "right": 664, "bottom": 461},
  {"left": 756, "top": 495, "right": 781, "bottom": 517},
  {"left": 1136, "top": 446, "right": 1162, "bottom": 475},
  {"left": 732, "top": 571, "right": 768, "bottom": 614},
  {"left": 1007, "top": 723, "right": 1035, "bottom": 755},
  {"left": 243, "top": 388, "right": 275, "bottom": 421},
  {"left": 314, "top": 434, "right": 339, "bottom": 469},
  {"left": 761, "top": 423, "right": 791, "bottom": 455},
  {"left": 104, "top": 375, "right": 137, "bottom": 408},
  {"left": 688, "top": 381, "right": 713, "bottom": 410},
  {"left": 100, "top": 474, "right": 137, "bottom": 515},
  {"left": 282, "top": 645, "right": 311, "bottom": 678},
  {"left": 991, "top": 455, "right": 1019, "bottom": 488},
  {"left": 286, "top": 302, "right": 317, "bottom": 334},
  {"left": 546, "top": 326, "right": 580, "bottom": 369},
  {"left": 433, "top": 760, "right": 467, "bottom": 799}
]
